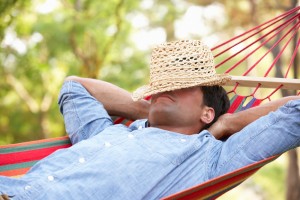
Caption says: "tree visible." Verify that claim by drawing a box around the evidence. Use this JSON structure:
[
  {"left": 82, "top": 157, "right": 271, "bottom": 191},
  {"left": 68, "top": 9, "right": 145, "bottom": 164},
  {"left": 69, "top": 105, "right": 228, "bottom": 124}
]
[{"left": 0, "top": 0, "right": 147, "bottom": 143}]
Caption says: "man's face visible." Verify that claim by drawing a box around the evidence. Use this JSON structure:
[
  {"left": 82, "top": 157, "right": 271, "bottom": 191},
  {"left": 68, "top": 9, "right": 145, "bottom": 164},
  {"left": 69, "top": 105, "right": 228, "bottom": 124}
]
[{"left": 148, "top": 87, "right": 207, "bottom": 133}]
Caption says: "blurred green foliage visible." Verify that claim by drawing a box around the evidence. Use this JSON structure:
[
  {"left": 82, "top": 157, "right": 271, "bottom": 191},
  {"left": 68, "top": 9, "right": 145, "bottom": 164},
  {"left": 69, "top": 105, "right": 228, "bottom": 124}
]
[
  {"left": 0, "top": 0, "right": 148, "bottom": 143},
  {"left": 253, "top": 160, "right": 286, "bottom": 200}
]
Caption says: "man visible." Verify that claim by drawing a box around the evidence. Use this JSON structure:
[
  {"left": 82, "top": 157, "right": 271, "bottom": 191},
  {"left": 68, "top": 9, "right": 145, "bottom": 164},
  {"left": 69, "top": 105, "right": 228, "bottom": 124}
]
[{"left": 0, "top": 40, "right": 299, "bottom": 199}]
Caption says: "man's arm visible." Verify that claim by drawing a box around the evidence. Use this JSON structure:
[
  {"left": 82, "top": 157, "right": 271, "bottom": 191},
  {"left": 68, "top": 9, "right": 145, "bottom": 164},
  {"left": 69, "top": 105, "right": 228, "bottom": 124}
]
[
  {"left": 209, "top": 95, "right": 300, "bottom": 139},
  {"left": 65, "top": 76, "right": 150, "bottom": 120}
]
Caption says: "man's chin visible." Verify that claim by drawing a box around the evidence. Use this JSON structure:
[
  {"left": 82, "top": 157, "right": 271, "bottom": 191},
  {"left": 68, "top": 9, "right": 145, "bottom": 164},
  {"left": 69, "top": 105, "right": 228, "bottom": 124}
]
[{"left": 149, "top": 107, "right": 175, "bottom": 123}]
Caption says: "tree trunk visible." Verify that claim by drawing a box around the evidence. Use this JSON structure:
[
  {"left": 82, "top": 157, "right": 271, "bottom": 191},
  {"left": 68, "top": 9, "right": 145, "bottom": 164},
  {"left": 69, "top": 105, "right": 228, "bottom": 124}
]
[
  {"left": 286, "top": 0, "right": 300, "bottom": 197},
  {"left": 38, "top": 111, "right": 50, "bottom": 139},
  {"left": 286, "top": 149, "right": 300, "bottom": 200}
]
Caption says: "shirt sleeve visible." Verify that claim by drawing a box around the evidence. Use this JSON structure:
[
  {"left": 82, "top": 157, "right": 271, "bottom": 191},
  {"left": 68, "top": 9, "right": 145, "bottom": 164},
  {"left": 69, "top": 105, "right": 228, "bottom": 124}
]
[
  {"left": 213, "top": 99, "right": 300, "bottom": 177},
  {"left": 58, "top": 81, "right": 113, "bottom": 144}
]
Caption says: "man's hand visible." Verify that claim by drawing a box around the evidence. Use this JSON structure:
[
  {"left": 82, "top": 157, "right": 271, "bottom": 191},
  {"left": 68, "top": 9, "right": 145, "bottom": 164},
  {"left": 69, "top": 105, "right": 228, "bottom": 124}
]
[
  {"left": 208, "top": 113, "right": 232, "bottom": 140},
  {"left": 0, "top": 194, "right": 10, "bottom": 200}
]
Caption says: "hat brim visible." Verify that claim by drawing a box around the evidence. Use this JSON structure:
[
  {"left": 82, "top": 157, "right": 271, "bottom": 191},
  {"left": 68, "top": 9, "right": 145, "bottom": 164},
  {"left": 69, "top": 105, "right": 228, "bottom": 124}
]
[{"left": 132, "top": 74, "right": 231, "bottom": 101}]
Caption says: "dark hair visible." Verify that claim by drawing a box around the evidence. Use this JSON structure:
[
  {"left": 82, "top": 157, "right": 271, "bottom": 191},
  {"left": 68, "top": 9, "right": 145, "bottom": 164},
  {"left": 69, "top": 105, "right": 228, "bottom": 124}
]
[{"left": 200, "top": 85, "right": 230, "bottom": 129}]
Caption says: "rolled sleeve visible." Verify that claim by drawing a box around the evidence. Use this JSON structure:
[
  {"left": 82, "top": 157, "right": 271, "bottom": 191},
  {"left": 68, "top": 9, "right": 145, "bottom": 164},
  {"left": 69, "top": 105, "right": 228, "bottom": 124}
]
[
  {"left": 58, "top": 81, "right": 113, "bottom": 144},
  {"left": 214, "top": 99, "right": 300, "bottom": 177}
]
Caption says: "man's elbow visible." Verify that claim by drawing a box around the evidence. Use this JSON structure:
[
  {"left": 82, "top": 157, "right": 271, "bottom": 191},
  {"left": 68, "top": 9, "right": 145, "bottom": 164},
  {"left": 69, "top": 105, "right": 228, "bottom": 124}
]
[
  {"left": 58, "top": 76, "right": 81, "bottom": 112},
  {"left": 65, "top": 75, "right": 81, "bottom": 82},
  {"left": 284, "top": 95, "right": 300, "bottom": 101}
]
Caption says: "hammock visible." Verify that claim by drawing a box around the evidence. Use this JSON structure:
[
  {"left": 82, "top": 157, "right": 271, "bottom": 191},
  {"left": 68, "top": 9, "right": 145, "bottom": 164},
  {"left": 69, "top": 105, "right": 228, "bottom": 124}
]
[{"left": 1, "top": 6, "right": 300, "bottom": 200}]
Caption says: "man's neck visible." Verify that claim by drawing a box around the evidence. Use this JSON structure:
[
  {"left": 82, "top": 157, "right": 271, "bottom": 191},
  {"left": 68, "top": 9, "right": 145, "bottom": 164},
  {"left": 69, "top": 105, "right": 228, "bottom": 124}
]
[{"left": 150, "top": 124, "right": 200, "bottom": 135}]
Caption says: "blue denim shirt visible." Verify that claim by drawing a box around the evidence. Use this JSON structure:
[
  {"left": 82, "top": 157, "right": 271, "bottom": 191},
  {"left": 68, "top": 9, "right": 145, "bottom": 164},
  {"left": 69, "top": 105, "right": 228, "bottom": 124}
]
[{"left": 1, "top": 81, "right": 299, "bottom": 200}]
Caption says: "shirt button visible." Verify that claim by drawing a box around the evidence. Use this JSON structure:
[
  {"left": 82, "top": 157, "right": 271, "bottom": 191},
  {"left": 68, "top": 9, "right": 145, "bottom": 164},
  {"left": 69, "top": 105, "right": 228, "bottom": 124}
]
[
  {"left": 138, "top": 126, "right": 143, "bottom": 130},
  {"left": 104, "top": 142, "right": 111, "bottom": 147},
  {"left": 128, "top": 134, "right": 134, "bottom": 138},
  {"left": 79, "top": 157, "right": 85, "bottom": 163},
  {"left": 180, "top": 138, "right": 187, "bottom": 142},
  {"left": 48, "top": 175, "right": 54, "bottom": 181},
  {"left": 24, "top": 185, "right": 31, "bottom": 190}
]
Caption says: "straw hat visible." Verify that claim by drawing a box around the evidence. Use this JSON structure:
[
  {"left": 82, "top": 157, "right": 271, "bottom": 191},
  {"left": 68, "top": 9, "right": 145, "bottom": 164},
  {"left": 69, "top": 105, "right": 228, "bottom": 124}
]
[{"left": 132, "top": 40, "right": 231, "bottom": 101}]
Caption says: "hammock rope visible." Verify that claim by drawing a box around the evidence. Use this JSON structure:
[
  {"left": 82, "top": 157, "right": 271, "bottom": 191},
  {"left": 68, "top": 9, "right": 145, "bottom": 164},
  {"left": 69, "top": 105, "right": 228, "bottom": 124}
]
[
  {"left": 211, "top": 6, "right": 300, "bottom": 52},
  {"left": 263, "top": 23, "right": 300, "bottom": 77},
  {"left": 214, "top": 12, "right": 299, "bottom": 69},
  {"left": 246, "top": 20, "right": 300, "bottom": 77},
  {"left": 285, "top": 36, "right": 300, "bottom": 78},
  {"left": 211, "top": 6, "right": 299, "bottom": 102},
  {"left": 216, "top": 12, "right": 299, "bottom": 74}
]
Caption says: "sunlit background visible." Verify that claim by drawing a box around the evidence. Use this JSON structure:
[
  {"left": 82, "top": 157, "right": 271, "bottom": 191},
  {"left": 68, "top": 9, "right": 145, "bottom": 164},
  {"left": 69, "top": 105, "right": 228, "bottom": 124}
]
[{"left": 1, "top": 0, "right": 299, "bottom": 199}]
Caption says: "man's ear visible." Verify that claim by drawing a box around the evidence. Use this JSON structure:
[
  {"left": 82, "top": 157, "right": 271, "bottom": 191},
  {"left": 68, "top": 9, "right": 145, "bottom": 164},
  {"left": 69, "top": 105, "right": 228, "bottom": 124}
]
[{"left": 200, "top": 107, "right": 215, "bottom": 124}]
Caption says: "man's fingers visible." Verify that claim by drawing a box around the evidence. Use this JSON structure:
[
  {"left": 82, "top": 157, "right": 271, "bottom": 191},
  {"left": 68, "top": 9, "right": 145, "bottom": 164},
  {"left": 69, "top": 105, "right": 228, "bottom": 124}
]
[{"left": 0, "top": 194, "right": 11, "bottom": 200}]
